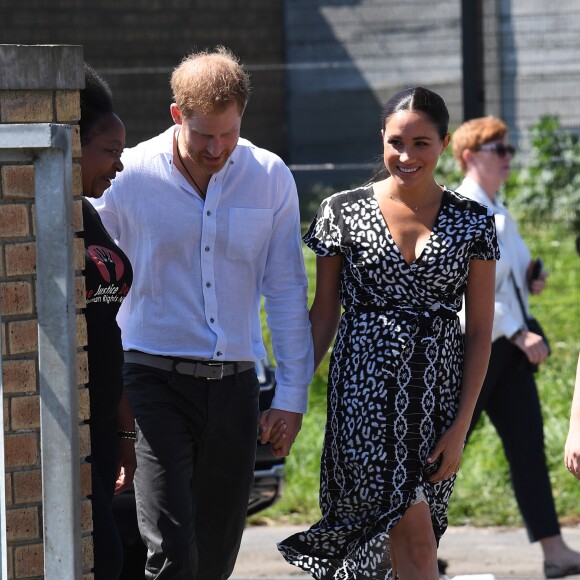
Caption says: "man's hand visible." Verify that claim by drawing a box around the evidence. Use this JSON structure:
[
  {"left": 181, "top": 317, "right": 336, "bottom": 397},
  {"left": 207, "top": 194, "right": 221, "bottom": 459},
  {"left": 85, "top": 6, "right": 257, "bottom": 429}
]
[{"left": 259, "top": 409, "right": 303, "bottom": 458}]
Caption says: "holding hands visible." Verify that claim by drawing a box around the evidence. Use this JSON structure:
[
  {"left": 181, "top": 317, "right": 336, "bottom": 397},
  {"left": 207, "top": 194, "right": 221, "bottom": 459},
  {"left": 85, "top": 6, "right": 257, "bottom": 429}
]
[{"left": 260, "top": 409, "right": 303, "bottom": 458}]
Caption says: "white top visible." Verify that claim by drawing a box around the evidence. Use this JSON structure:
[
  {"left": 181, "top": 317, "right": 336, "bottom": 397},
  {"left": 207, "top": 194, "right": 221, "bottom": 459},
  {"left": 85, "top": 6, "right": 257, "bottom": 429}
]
[
  {"left": 456, "top": 176, "right": 531, "bottom": 342},
  {"left": 92, "top": 126, "right": 313, "bottom": 413}
]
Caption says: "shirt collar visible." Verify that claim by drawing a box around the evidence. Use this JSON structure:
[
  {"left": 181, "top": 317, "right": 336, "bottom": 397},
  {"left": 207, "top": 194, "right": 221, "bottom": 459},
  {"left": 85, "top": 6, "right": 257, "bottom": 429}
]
[{"left": 460, "top": 176, "right": 501, "bottom": 210}]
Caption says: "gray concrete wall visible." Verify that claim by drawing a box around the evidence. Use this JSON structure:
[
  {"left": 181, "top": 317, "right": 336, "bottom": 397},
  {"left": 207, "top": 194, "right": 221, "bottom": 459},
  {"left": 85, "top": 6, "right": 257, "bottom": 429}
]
[
  {"left": 285, "top": 0, "right": 463, "bottom": 192},
  {"left": 496, "top": 1, "right": 580, "bottom": 148},
  {"left": 1, "top": 1, "right": 578, "bottom": 192},
  {"left": 285, "top": 0, "right": 580, "bottom": 190}
]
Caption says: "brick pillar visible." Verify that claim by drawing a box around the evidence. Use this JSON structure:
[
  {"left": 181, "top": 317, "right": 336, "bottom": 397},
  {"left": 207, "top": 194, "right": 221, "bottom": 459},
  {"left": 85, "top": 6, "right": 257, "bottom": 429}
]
[{"left": 0, "top": 45, "right": 93, "bottom": 579}]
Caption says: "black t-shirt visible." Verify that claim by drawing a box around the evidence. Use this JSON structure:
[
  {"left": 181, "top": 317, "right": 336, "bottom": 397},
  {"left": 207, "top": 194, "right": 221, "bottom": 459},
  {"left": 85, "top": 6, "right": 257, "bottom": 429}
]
[{"left": 80, "top": 198, "right": 133, "bottom": 425}]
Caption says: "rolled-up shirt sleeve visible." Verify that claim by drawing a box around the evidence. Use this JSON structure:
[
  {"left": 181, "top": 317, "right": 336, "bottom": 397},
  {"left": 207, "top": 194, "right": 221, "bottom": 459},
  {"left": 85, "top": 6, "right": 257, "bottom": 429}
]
[{"left": 262, "top": 169, "right": 313, "bottom": 414}]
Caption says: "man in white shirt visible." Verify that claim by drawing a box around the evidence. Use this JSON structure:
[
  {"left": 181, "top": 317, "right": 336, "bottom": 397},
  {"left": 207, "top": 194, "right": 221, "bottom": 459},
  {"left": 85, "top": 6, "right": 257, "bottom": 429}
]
[
  {"left": 453, "top": 116, "right": 580, "bottom": 579},
  {"left": 93, "top": 46, "right": 313, "bottom": 579}
]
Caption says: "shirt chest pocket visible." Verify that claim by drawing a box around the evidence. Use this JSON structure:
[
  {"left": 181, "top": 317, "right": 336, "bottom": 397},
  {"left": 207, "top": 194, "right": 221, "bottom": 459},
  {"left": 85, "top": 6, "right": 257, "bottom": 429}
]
[{"left": 226, "top": 207, "right": 274, "bottom": 261}]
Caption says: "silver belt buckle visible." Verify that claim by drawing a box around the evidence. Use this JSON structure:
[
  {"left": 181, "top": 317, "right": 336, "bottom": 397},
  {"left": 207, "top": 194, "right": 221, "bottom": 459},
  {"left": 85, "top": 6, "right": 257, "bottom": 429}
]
[{"left": 205, "top": 362, "right": 225, "bottom": 380}]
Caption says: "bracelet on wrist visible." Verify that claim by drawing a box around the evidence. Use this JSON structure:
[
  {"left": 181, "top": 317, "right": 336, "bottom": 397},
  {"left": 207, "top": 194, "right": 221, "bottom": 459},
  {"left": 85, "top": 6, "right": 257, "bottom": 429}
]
[{"left": 118, "top": 429, "right": 137, "bottom": 441}]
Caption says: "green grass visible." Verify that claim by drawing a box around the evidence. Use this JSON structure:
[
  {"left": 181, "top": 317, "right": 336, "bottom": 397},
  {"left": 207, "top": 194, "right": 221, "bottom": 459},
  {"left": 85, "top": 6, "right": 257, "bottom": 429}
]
[
  {"left": 249, "top": 222, "right": 580, "bottom": 527},
  {"left": 451, "top": 223, "right": 580, "bottom": 527}
]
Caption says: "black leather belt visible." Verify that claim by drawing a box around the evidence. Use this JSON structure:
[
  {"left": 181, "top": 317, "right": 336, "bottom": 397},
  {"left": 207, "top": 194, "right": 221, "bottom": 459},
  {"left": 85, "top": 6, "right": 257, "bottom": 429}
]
[{"left": 124, "top": 351, "right": 255, "bottom": 380}]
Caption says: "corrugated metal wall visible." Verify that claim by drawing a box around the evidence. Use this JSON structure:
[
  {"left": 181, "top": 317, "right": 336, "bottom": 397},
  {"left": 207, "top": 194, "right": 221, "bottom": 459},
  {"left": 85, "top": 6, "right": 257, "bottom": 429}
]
[
  {"left": 286, "top": 0, "right": 580, "bottom": 190},
  {"left": 1, "top": 0, "right": 578, "bottom": 190},
  {"left": 494, "top": 1, "right": 580, "bottom": 147},
  {"left": 285, "top": 0, "right": 463, "bottom": 190}
]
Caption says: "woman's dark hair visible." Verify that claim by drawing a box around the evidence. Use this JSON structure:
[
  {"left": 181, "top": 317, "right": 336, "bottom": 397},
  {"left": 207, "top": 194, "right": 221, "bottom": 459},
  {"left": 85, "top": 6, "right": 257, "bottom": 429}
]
[
  {"left": 79, "top": 64, "right": 114, "bottom": 146},
  {"left": 381, "top": 86, "right": 449, "bottom": 140},
  {"left": 368, "top": 86, "right": 450, "bottom": 183}
]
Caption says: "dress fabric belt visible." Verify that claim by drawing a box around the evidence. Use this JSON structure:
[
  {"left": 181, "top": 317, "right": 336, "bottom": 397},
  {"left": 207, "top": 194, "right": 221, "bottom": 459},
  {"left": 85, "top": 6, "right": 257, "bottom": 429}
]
[
  {"left": 349, "top": 303, "right": 457, "bottom": 323},
  {"left": 124, "top": 350, "right": 255, "bottom": 380}
]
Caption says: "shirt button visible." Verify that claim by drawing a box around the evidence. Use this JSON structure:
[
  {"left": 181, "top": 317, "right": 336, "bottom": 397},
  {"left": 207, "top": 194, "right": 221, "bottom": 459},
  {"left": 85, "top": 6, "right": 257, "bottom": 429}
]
[
  {"left": 206, "top": 282, "right": 212, "bottom": 288},
  {"left": 205, "top": 246, "right": 210, "bottom": 252},
  {"left": 216, "top": 351, "right": 222, "bottom": 357},
  {"left": 206, "top": 210, "right": 211, "bottom": 216},
  {"left": 210, "top": 317, "right": 215, "bottom": 323}
]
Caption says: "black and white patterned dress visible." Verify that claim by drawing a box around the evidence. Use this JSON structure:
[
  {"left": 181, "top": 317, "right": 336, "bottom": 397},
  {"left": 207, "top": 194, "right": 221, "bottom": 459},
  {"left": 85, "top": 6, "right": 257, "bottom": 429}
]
[{"left": 278, "top": 185, "right": 499, "bottom": 579}]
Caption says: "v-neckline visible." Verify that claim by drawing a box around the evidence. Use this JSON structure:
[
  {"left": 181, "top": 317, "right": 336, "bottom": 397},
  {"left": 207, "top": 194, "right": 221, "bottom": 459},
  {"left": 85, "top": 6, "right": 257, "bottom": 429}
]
[{"left": 372, "top": 188, "right": 447, "bottom": 267}]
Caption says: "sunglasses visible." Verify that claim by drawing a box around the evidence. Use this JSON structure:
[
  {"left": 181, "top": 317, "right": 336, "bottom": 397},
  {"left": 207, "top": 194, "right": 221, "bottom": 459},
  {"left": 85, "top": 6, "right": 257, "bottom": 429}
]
[{"left": 477, "top": 142, "right": 516, "bottom": 157}]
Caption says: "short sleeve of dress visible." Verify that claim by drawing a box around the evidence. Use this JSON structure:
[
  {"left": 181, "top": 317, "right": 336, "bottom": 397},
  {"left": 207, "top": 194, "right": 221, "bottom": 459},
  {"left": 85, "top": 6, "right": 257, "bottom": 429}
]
[
  {"left": 303, "top": 196, "right": 343, "bottom": 257},
  {"left": 472, "top": 210, "right": 500, "bottom": 261}
]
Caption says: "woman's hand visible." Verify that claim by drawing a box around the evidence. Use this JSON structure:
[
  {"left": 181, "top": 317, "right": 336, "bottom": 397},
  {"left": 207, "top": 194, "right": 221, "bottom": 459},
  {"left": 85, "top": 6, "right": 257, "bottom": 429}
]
[
  {"left": 115, "top": 438, "right": 137, "bottom": 494},
  {"left": 565, "top": 428, "right": 580, "bottom": 480},
  {"left": 565, "top": 353, "right": 580, "bottom": 479},
  {"left": 512, "top": 329, "right": 550, "bottom": 366},
  {"left": 527, "top": 260, "right": 548, "bottom": 295},
  {"left": 115, "top": 390, "right": 137, "bottom": 494},
  {"left": 426, "top": 424, "right": 466, "bottom": 483}
]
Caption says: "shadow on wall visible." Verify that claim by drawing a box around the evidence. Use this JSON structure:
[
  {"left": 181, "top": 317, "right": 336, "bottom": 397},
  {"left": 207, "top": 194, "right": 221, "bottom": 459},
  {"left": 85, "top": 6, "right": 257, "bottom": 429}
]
[
  {"left": 285, "top": 0, "right": 383, "bottom": 194},
  {"left": 284, "top": 0, "right": 463, "bottom": 196},
  {"left": 1, "top": 1, "right": 462, "bottom": 198}
]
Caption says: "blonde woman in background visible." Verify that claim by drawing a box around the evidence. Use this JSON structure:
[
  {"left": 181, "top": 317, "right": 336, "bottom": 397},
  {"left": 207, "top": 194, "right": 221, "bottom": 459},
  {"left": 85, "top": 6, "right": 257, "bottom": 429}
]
[{"left": 453, "top": 116, "right": 580, "bottom": 579}]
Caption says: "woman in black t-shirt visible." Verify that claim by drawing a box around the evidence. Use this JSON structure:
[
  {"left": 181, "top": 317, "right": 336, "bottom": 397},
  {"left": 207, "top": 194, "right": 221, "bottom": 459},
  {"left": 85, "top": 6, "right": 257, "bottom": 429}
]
[{"left": 79, "top": 65, "right": 135, "bottom": 580}]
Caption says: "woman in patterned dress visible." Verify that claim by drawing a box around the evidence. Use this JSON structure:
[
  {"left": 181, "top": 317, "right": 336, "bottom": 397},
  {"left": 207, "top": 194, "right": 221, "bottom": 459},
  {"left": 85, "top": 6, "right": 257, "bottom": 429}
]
[{"left": 278, "top": 87, "right": 499, "bottom": 579}]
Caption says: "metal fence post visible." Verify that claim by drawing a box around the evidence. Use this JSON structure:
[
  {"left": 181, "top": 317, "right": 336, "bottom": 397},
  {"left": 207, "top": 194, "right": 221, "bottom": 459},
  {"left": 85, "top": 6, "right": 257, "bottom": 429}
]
[{"left": 0, "top": 123, "right": 81, "bottom": 579}]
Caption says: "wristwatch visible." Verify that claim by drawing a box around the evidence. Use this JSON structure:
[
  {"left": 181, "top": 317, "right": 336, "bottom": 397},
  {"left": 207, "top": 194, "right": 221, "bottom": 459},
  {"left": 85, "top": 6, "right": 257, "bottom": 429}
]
[{"left": 509, "top": 327, "right": 525, "bottom": 343}]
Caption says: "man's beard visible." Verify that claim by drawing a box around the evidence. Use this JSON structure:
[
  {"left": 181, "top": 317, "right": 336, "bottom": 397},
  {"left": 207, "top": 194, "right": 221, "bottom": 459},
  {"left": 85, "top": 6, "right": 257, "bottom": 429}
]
[{"left": 191, "top": 148, "right": 232, "bottom": 175}]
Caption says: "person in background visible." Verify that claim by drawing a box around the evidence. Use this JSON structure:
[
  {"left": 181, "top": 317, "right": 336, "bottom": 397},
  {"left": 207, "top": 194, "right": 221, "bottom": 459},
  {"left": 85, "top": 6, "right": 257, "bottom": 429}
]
[
  {"left": 278, "top": 87, "right": 498, "bottom": 579},
  {"left": 453, "top": 116, "right": 580, "bottom": 579},
  {"left": 565, "top": 354, "right": 580, "bottom": 478},
  {"left": 79, "top": 64, "right": 136, "bottom": 579},
  {"left": 564, "top": 240, "right": 580, "bottom": 480},
  {"left": 92, "top": 46, "right": 313, "bottom": 579}
]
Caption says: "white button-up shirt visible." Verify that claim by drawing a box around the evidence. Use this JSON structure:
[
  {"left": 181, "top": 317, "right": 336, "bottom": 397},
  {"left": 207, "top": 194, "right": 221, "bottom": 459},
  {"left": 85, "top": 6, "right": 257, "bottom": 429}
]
[
  {"left": 456, "top": 176, "right": 531, "bottom": 342},
  {"left": 92, "top": 126, "right": 313, "bottom": 413}
]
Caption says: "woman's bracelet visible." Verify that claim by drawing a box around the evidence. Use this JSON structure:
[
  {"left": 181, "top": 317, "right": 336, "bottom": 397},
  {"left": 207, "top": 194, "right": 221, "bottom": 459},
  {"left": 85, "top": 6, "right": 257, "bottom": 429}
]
[
  {"left": 118, "top": 429, "right": 138, "bottom": 441},
  {"left": 509, "top": 327, "right": 525, "bottom": 343}
]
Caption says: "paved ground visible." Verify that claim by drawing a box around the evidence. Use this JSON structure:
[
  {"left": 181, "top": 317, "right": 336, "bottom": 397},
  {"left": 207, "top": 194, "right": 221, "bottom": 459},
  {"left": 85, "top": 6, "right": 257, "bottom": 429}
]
[{"left": 232, "top": 524, "right": 580, "bottom": 579}]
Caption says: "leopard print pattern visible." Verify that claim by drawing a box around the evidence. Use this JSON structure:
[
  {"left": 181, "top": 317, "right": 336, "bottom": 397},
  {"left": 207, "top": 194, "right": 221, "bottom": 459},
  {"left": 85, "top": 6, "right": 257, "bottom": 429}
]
[{"left": 278, "top": 186, "right": 499, "bottom": 579}]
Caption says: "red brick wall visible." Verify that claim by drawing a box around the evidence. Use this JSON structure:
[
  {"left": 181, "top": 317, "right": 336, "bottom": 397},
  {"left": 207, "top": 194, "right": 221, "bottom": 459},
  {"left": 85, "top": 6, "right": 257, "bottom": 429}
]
[{"left": 0, "top": 44, "right": 92, "bottom": 579}]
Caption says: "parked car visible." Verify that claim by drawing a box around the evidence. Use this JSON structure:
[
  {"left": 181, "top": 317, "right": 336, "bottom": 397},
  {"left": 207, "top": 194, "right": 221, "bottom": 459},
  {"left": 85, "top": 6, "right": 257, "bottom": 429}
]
[{"left": 112, "top": 357, "right": 285, "bottom": 578}]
